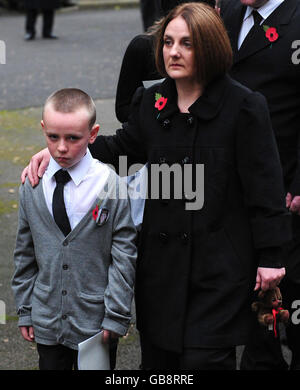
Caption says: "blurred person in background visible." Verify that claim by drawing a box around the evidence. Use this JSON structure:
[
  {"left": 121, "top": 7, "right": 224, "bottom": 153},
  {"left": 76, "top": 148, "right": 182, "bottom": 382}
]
[
  {"left": 140, "top": 0, "right": 162, "bottom": 31},
  {"left": 221, "top": 0, "right": 300, "bottom": 370},
  {"left": 24, "top": 0, "right": 60, "bottom": 41}
]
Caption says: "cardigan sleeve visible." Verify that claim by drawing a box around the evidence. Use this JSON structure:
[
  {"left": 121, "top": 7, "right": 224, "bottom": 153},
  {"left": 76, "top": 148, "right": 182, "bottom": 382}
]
[
  {"left": 101, "top": 179, "right": 137, "bottom": 335},
  {"left": 235, "top": 91, "right": 292, "bottom": 267},
  {"left": 11, "top": 182, "right": 38, "bottom": 326}
]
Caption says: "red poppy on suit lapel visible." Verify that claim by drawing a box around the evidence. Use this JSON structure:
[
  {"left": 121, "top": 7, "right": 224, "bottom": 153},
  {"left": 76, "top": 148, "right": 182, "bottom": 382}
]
[
  {"left": 263, "top": 26, "right": 279, "bottom": 43},
  {"left": 155, "top": 93, "right": 168, "bottom": 111}
]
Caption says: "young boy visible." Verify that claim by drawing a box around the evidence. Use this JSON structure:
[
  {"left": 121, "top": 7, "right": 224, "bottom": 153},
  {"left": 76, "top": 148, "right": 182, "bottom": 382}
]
[{"left": 11, "top": 88, "right": 137, "bottom": 370}]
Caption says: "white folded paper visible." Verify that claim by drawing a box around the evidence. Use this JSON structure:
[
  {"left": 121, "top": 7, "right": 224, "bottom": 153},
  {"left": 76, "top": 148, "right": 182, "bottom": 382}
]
[{"left": 78, "top": 331, "right": 110, "bottom": 370}]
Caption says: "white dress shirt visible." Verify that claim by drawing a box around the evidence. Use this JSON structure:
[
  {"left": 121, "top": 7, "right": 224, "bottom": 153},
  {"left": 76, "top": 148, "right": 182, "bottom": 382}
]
[
  {"left": 238, "top": 0, "right": 285, "bottom": 49},
  {"left": 42, "top": 149, "right": 110, "bottom": 230}
]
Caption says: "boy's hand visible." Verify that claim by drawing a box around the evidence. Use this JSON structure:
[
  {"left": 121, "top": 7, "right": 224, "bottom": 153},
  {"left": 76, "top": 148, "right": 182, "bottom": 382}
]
[
  {"left": 19, "top": 326, "right": 35, "bottom": 342},
  {"left": 21, "top": 148, "right": 50, "bottom": 187},
  {"left": 102, "top": 329, "right": 121, "bottom": 344}
]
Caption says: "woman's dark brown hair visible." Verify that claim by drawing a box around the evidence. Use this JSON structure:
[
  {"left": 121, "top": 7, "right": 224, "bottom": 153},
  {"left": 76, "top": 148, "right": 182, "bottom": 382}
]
[{"left": 155, "top": 2, "right": 232, "bottom": 85}]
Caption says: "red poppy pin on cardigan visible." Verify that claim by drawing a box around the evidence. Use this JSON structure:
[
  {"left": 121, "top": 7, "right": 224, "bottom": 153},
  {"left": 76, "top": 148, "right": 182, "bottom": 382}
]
[
  {"left": 92, "top": 205, "right": 109, "bottom": 226},
  {"left": 263, "top": 25, "right": 279, "bottom": 43},
  {"left": 92, "top": 205, "right": 99, "bottom": 220}
]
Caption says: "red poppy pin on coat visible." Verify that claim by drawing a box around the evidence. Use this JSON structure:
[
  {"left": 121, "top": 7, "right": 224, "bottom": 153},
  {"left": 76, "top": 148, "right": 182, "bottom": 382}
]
[
  {"left": 263, "top": 25, "right": 279, "bottom": 43},
  {"left": 155, "top": 93, "right": 168, "bottom": 119}
]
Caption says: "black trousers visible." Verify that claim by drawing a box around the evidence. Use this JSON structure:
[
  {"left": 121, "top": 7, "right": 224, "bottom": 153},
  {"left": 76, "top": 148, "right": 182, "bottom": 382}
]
[
  {"left": 241, "top": 278, "right": 300, "bottom": 370},
  {"left": 240, "top": 322, "right": 289, "bottom": 370},
  {"left": 25, "top": 9, "right": 55, "bottom": 37},
  {"left": 37, "top": 340, "right": 118, "bottom": 370},
  {"left": 37, "top": 344, "right": 78, "bottom": 370},
  {"left": 140, "top": 335, "right": 236, "bottom": 370}
]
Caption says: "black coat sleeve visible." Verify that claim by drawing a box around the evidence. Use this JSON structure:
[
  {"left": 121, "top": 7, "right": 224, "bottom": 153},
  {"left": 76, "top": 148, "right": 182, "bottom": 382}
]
[
  {"left": 235, "top": 91, "right": 292, "bottom": 267},
  {"left": 89, "top": 87, "right": 148, "bottom": 173},
  {"left": 115, "top": 34, "right": 159, "bottom": 123}
]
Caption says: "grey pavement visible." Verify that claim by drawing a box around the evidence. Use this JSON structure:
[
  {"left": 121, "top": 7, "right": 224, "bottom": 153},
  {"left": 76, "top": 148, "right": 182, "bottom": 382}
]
[
  {"left": 0, "top": 6, "right": 142, "bottom": 110},
  {"left": 0, "top": 6, "right": 142, "bottom": 370}
]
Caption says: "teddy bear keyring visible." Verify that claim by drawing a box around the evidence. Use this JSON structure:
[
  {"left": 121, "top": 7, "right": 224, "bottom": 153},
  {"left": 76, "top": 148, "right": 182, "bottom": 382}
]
[{"left": 252, "top": 287, "right": 289, "bottom": 338}]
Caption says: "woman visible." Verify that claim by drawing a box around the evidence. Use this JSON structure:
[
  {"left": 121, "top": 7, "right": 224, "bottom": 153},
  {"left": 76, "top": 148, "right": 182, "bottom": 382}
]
[
  {"left": 23, "top": 3, "right": 290, "bottom": 369},
  {"left": 115, "top": 0, "right": 215, "bottom": 123}
]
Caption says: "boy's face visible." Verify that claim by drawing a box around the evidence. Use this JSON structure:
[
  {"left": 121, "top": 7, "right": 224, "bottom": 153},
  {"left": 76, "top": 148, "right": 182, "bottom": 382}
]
[{"left": 41, "top": 104, "right": 99, "bottom": 169}]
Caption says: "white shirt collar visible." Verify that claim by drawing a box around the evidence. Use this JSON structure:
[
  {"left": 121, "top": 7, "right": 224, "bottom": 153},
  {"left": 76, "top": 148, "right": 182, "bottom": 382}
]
[
  {"left": 46, "top": 149, "right": 93, "bottom": 186},
  {"left": 243, "top": 0, "right": 285, "bottom": 22}
]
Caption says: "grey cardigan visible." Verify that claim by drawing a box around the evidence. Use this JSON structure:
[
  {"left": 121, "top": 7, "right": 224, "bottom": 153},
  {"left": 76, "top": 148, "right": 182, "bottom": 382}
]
[{"left": 12, "top": 169, "right": 137, "bottom": 350}]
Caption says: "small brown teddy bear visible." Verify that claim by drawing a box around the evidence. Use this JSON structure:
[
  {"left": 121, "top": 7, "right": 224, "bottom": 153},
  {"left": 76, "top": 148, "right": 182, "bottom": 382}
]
[{"left": 252, "top": 287, "right": 289, "bottom": 337}]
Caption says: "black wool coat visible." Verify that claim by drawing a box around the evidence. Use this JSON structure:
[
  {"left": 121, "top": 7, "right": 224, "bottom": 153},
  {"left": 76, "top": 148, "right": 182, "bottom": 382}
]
[
  {"left": 89, "top": 75, "right": 291, "bottom": 352},
  {"left": 23, "top": 0, "right": 60, "bottom": 9}
]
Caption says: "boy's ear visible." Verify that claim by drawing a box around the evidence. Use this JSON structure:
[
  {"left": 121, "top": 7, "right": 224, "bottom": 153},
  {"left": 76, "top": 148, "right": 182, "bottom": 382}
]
[
  {"left": 41, "top": 120, "right": 45, "bottom": 129},
  {"left": 89, "top": 124, "right": 100, "bottom": 144}
]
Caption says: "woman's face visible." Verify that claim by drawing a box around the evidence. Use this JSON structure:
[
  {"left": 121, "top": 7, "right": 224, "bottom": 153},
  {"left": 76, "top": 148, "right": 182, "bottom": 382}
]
[{"left": 163, "top": 16, "right": 197, "bottom": 83}]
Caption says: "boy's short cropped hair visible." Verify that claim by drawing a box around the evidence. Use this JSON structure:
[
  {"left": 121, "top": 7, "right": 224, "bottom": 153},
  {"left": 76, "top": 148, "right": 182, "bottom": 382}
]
[
  {"left": 43, "top": 88, "right": 97, "bottom": 129},
  {"left": 154, "top": 2, "right": 233, "bottom": 86}
]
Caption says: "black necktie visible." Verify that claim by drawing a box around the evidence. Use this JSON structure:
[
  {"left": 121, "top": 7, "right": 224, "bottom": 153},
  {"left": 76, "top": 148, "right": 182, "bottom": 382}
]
[
  {"left": 240, "top": 10, "right": 263, "bottom": 50},
  {"left": 53, "top": 169, "right": 72, "bottom": 236},
  {"left": 252, "top": 10, "right": 263, "bottom": 27}
]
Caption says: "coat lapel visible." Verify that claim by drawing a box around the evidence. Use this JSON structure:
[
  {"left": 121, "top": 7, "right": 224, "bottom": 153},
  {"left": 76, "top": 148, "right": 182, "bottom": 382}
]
[
  {"left": 236, "top": 23, "right": 269, "bottom": 63},
  {"left": 234, "top": 0, "right": 298, "bottom": 64},
  {"left": 188, "top": 75, "right": 230, "bottom": 121},
  {"left": 155, "top": 78, "right": 179, "bottom": 123},
  {"left": 154, "top": 76, "right": 230, "bottom": 123}
]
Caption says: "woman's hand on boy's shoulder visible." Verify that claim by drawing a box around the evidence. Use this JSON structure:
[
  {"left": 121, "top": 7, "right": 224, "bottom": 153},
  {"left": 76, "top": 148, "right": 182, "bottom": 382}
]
[{"left": 21, "top": 148, "right": 51, "bottom": 187}]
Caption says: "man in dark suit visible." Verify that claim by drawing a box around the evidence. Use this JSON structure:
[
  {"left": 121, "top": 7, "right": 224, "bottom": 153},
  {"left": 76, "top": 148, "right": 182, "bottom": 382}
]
[
  {"left": 139, "top": 0, "right": 162, "bottom": 31},
  {"left": 221, "top": 0, "right": 300, "bottom": 370},
  {"left": 24, "top": 0, "right": 60, "bottom": 40}
]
